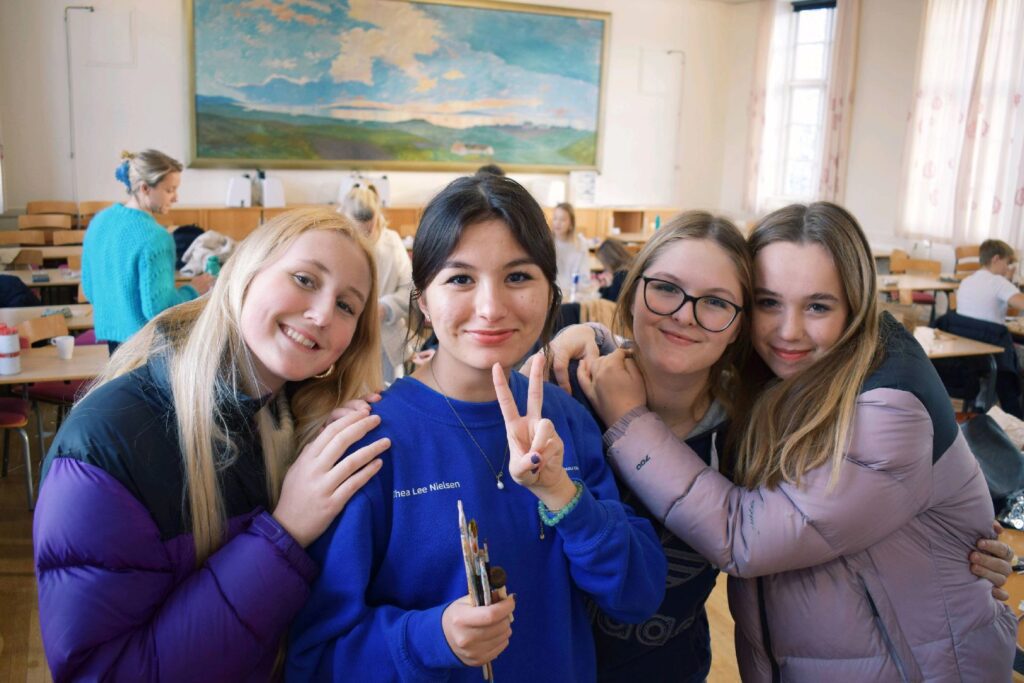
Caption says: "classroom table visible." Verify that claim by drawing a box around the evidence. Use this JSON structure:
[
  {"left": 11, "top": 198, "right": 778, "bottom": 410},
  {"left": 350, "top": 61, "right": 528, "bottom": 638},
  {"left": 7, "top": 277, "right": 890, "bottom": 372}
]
[
  {"left": 0, "top": 246, "right": 83, "bottom": 264},
  {"left": 913, "top": 326, "right": 1003, "bottom": 359},
  {"left": 0, "top": 305, "right": 93, "bottom": 331},
  {"left": 6, "top": 269, "right": 190, "bottom": 288},
  {"left": 915, "top": 326, "right": 1002, "bottom": 412},
  {"left": 877, "top": 274, "right": 961, "bottom": 295},
  {"left": 0, "top": 344, "right": 109, "bottom": 385},
  {"left": 4, "top": 269, "right": 82, "bottom": 288}
]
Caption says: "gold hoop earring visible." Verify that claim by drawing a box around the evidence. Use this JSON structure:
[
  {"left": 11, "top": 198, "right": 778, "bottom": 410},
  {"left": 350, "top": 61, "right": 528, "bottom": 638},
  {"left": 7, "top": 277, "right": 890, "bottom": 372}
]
[{"left": 312, "top": 363, "right": 335, "bottom": 380}]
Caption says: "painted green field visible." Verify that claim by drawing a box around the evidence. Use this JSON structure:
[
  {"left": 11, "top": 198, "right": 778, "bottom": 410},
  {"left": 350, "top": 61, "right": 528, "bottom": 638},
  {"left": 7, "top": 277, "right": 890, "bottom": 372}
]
[{"left": 195, "top": 97, "right": 596, "bottom": 166}]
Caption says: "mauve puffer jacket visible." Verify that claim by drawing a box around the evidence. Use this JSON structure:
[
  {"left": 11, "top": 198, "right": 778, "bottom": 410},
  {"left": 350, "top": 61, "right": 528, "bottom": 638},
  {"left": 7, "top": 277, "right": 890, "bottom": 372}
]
[{"left": 603, "top": 319, "right": 1016, "bottom": 681}]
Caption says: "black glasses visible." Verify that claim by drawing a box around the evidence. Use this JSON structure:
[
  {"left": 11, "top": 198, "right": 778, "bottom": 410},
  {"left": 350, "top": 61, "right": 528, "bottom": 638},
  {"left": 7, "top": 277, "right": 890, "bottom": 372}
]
[{"left": 641, "top": 276, "right": 743, "bottom": 332}]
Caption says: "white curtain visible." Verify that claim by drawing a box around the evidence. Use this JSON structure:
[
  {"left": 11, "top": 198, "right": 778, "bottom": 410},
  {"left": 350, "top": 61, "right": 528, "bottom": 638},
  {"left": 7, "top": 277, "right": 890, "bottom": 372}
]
[
  {"left": 748, "top": 1, "right": 795, "bottom": 214},
  {"left": 742, "top": 0, "right": 780, "bottom": 213},
  {"left": 898, "top": 0, "right": 1024, "bottom": 247},
  {"left": 817, "top": 0, "right": 861, "bottom": 203}
]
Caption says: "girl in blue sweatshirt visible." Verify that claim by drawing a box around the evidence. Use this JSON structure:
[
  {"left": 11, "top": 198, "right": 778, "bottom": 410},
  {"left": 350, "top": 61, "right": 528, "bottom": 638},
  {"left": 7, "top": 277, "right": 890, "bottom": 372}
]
[{"left": 287, "top": 175, "right": 666, "bottom": 681}]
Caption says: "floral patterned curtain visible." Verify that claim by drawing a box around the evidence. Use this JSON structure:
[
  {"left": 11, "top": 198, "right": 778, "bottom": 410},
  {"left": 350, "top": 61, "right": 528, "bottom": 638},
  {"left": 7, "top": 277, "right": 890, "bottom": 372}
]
[
  {"left": 898, "top": 0, "right": 1024, "bottom": 247},
  {"left": 817, "top": 0, "right": 861, "bottom": 203}
]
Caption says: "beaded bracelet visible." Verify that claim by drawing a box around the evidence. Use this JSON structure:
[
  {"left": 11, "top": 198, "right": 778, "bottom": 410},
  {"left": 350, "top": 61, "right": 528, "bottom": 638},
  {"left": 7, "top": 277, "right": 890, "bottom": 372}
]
[{"left": 537, "top": 480, "right": 585, "bottom": 527}]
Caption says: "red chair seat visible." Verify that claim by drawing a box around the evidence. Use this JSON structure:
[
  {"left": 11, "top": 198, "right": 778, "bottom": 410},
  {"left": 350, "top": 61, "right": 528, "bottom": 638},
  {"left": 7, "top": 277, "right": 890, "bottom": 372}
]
[
  {"left": 28, "top": 380, "right": 87, "bottom": 404},
  {"left": 912, "top": 292, "right": 936, "bottom": 304},
  {"left": 0, "top": 397, "right": 31, "bottom": 427}
]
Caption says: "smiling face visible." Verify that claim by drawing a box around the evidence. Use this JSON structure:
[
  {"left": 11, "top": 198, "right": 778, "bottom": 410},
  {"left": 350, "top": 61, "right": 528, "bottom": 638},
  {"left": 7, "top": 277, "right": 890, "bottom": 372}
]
[
  {"left": 239, "top": 230, "right": 372, "bottom": 393},
  {"left": 752, "top": 241, "right": 850, "bottom": 379},
  {"left": 631, "top": 238, "right": 744, "bottom": 380},
  {"left": 551, "top": 207, "right": 573, "bottom": 240},
  {"left": 418, "top": 219, "right": 551, "bottom": 387},
  {"left": 141, "top": 171, "right": 180, "bottom": 215}
]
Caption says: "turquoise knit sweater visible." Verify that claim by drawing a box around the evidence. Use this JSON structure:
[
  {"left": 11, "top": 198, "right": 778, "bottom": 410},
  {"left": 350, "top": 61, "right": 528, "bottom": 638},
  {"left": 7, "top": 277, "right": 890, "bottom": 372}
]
[{"left": 82, "top": 204, "right": 199, "bottom": 342}]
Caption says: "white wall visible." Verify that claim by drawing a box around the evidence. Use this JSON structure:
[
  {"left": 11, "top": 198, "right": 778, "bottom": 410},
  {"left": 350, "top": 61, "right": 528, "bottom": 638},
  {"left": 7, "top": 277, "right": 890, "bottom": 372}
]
[
  {"left": 0, "top": 0, "right": 738, "bottom": 213},
  {"left": 843, "top": 0, "right": 925, "bottom": 244}
]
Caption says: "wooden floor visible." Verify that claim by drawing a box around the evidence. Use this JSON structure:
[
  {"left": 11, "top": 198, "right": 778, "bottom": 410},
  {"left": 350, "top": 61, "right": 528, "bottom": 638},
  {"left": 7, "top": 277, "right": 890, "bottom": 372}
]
[
  {"left": 0, "top": 405, "right": 52, "bottom": 683},
  {"left": 0, "top": 405, "right": 740, "bottom": 682}
]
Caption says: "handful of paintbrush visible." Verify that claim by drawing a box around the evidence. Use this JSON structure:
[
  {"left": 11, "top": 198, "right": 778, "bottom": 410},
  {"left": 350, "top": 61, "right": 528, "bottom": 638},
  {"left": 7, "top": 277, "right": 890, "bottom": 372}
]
[{"left": 457, "top": 500, "right": 512, "bottom": 682}]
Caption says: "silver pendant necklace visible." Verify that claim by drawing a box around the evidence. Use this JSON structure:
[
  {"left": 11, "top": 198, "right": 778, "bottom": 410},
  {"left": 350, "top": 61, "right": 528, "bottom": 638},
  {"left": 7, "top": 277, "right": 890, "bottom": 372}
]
[{"left": 430, "top": 360, "right": 508, "bottom": 490}]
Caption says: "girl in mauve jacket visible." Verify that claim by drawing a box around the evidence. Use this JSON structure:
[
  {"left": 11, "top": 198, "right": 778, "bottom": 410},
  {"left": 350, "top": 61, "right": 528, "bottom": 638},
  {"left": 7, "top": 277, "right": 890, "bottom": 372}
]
[{"left": 579, "top": 202, "right": 1016, "bottom": 681}]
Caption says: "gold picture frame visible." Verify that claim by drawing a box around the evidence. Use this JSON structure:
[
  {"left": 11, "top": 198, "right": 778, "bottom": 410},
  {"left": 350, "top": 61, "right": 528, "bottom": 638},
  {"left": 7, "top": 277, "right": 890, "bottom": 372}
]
[{"left": 187, "top": 0, "right": 610, "bottom": 172}]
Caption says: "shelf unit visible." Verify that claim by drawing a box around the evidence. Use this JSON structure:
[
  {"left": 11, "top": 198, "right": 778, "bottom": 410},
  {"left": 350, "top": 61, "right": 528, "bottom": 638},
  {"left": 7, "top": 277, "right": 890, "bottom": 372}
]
[{"left": 154, "top": 205, "right": 682, "bottom": 245}]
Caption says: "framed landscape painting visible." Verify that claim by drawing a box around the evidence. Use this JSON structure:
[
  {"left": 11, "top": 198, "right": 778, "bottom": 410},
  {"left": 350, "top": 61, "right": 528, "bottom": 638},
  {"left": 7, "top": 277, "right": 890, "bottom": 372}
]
[{"left": 188, "top": 0, "right": 610, "bottom": 171}]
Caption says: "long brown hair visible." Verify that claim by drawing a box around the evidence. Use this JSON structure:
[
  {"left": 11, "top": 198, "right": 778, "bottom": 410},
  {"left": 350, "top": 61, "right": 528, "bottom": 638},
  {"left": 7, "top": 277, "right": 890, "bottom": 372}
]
[
  {"left": 733, "top": 202, "right": 883, "bottom": 489},
  {"left": 614, "top": 211, "right": 753, "bottom": 415}
]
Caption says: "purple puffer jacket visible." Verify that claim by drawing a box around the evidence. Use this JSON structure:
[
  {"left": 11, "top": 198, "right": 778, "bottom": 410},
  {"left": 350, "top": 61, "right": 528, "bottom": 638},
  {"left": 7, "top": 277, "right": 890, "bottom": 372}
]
[
  {"left": 34, "top": 360, "right": 318, "bottom": 682},
  {"left": 603, "top": 322, "right": 1016, "bottom": 681}
]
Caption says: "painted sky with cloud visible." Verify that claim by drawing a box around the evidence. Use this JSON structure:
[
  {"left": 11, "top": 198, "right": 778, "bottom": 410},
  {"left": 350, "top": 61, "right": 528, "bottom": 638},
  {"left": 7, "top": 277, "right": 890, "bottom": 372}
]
[{"left": 194, "top": 0, "right": 604, "bottom": 130}]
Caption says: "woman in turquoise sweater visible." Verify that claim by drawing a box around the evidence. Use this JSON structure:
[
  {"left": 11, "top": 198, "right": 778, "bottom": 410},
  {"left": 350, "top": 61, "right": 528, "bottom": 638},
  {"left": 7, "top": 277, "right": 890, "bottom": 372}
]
[{"left": 83, "top": 149, "right": 214, "bottom": 351}]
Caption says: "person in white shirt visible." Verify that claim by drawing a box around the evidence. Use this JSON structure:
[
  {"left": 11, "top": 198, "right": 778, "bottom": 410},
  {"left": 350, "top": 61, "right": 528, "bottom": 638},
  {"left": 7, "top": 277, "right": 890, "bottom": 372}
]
[
  {"left": 956, "top": 239, "right": 1024, "bottom": 324},
  {"left": 551, "top": 202, "right": 591, "bottom": 298},
  {"left": 340, "top": 184, "right": 413, "bottom": 383}
]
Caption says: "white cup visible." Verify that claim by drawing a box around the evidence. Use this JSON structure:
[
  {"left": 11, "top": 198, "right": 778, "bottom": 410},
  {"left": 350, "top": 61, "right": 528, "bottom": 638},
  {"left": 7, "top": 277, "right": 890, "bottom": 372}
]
[{"left": 50, "top": 335, "right": 74, "bottom": 360}]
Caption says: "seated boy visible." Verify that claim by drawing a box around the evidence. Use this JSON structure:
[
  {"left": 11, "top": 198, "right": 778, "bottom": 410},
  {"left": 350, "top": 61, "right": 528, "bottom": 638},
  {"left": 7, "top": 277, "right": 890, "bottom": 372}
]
[
  {"left": 957, "top": 239, "right": 1024, "bottom": 323},
  {"left": 944, "top": 239, "right": 1024, "bottom": 417}
]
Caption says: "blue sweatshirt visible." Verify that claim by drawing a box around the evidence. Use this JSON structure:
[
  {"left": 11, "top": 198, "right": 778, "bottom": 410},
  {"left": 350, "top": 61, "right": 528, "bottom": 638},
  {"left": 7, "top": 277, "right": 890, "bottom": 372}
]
[
  {"left": 286, "top": 374, "right": 666, "bottom": 682},
  {"left": 82, "top": 203, "right": 198, "bottom": 342}
]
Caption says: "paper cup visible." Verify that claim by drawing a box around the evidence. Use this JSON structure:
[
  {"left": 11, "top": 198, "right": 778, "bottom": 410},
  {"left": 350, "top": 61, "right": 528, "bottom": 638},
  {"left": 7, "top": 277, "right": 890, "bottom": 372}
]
[
  {"left": 0, "top": 355, "right": 20, "bottom": 375},
  {"left": 0, "top": 334, "right": 19, "bottom": 354},
  {"left": 50, "top": 335, "right": 74, "bottom": 360}
]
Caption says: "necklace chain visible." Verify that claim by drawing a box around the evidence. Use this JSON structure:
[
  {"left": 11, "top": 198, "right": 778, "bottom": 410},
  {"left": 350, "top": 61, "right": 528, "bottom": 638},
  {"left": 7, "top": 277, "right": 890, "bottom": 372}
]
[{"left": 429, "top": 361, "right": 508, "bottom": 490}]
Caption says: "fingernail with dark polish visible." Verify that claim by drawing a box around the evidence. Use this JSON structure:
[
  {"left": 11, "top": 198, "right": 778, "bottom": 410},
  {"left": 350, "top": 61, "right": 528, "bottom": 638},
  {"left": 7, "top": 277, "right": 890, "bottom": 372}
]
[{"left": 530, "top": 454, "right": 540, "bottom": 464}]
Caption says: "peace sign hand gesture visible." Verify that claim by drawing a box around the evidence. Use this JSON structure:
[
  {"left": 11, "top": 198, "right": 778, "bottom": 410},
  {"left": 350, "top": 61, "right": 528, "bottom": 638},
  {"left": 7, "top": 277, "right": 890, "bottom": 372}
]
[{"left": 492, "top": 355, "right": 578, "bottom": 511}]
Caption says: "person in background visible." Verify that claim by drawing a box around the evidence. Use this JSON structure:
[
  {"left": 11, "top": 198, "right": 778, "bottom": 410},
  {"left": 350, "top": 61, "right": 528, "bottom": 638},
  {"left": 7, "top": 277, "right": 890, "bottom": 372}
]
[
  {"left": 35, "top": 209, "right": 390, "bottom": 682},
  {"left": 937, "top": 238, "right": 1024, "bottom": 417},
  {"left": 957, "top": 239, "right": 1024, "bottom": 322},
  {"left": 340, "top": 183, "right": 414, "bottom": 383},
  {"left": 551, "top": 202, "right": 591, "bottom": 297},
  {"left": 582, "top": 202, "right": 1016, "bottom": 681},
  {"left": 286, "top": 174, "right": 665, "bottom": 682},
  {"left": 82, "top": 149, "right": 214, "bottom": 353},
  {"left": 594, "top": 238, "right": 633, "bottom": 302},
  {"left": 475, "top": 163, "right": 506, "bottom": 177}
]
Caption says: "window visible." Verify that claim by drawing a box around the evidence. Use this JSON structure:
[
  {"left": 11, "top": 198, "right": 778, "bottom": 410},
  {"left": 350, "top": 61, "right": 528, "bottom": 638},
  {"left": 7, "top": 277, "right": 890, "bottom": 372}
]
[{"left": 756, "top": 3, "right": 836, "bottom": 211}]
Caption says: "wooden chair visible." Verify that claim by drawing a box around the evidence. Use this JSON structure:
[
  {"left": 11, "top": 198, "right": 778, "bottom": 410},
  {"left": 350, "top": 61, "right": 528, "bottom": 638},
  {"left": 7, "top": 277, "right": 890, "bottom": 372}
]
[
  {"left": 29, "top": 329, "right": 99, "bottom": 432},
  {"left": 8, "top": 250, "right": 43, "bottom": 270},
  {"left": 17, "top": 315, "right": 69, "bottom": 346},
  {"left": 0, "top": 231, "right": 47, "bottom": 246},
  {"left": 955, "top": 245, "right": 982, "bottom": 276},
  {"left": 25, "top": 201, "right": 76, "bottom": 216},
  {"left": 0, "top": 315, "right": 72, "bottom": 509},
  {"left": 0, "top": 395, "right": 38, "bottom": 509},
  {"left": 51, "top": 230, "right": 85, "bottom": 246},
  {"left": 67, "top": 255, "right": 82, "bottom": 270},
  {"left": 888, "top": 248, "right": 910, "bottom": 274},
  {"left": 18, "top": 214, "right": 72, "bottom": 231},
  {"left": 78, "top": 200, "right": 114, "bottom": 228}
]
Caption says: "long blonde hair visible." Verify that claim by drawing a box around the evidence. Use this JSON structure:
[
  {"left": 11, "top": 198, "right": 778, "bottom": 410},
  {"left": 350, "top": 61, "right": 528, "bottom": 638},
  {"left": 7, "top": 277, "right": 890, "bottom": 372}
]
[
  {"left": 88, "top": 208, "right": 382, "bottom": 564},
  {"left": 120, "top": 149, "right": 183, "bottom": 195},
  {"left": 733, "top": 202, "right": 883, "bottom": 489},
  {"left": 613, "top": 211, "right": 753, "bottom": 415}
]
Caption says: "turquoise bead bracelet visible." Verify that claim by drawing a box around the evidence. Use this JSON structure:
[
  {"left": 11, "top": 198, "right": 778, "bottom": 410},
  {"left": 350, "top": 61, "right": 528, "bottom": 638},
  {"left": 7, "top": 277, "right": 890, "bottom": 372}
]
[{"left": 538, "top": 480, "right": 584, "bottom": 526}]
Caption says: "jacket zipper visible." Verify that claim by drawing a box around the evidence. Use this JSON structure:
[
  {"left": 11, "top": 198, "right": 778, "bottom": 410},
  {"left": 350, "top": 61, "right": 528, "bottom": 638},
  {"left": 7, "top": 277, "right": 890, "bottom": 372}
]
[
  {"left": 862, "top": 581, "right": 911, "bottom": 683},
  {"left": 756, "top": 577, "right": 781, "bottom": 683}
]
